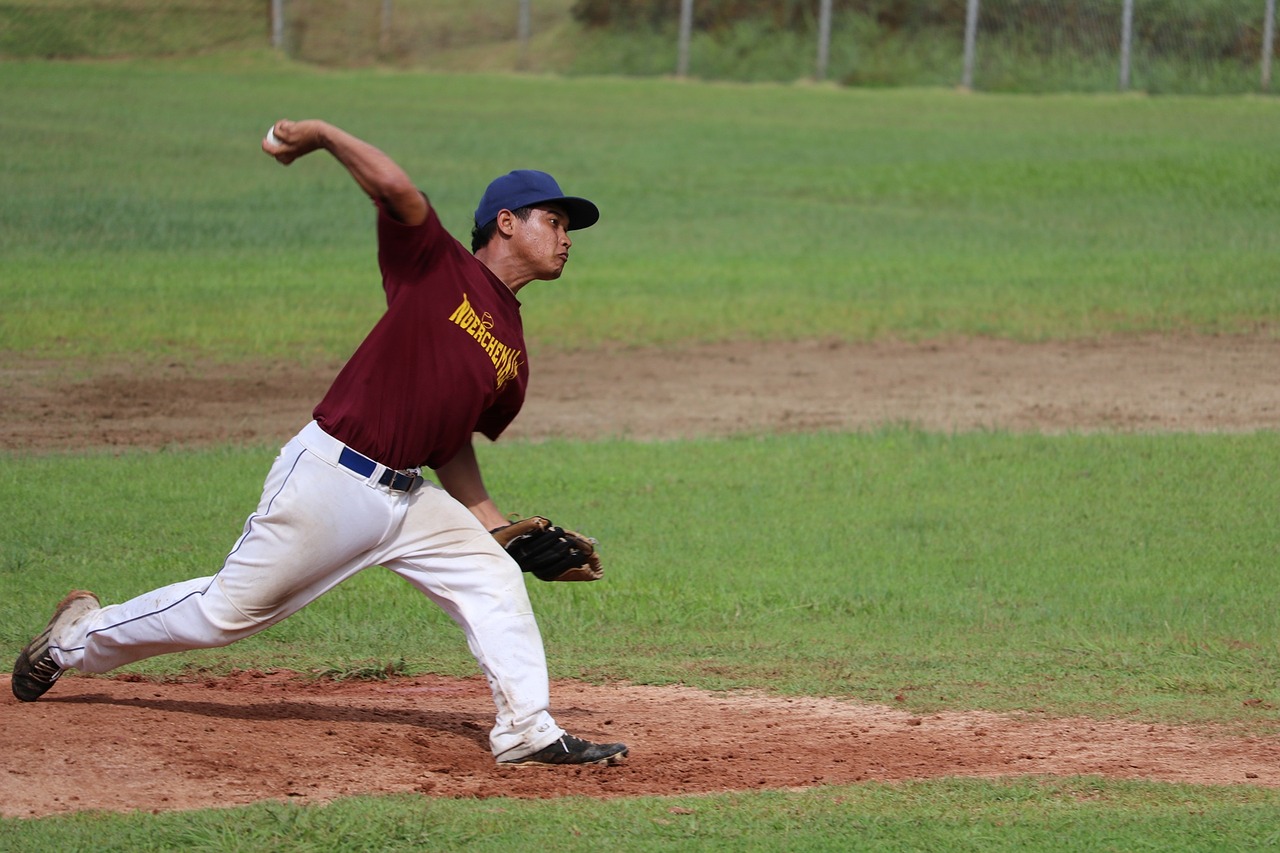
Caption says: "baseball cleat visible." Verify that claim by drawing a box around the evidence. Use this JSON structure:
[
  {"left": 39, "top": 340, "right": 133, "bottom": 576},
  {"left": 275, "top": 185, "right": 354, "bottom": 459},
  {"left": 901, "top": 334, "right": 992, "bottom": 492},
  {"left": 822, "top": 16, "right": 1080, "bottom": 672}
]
[
  {"left": 500, "top": 733, "right": 628, "bottom": 767},
  {"left": 11, "top": 590, "right": 100, "bottom": 702}
]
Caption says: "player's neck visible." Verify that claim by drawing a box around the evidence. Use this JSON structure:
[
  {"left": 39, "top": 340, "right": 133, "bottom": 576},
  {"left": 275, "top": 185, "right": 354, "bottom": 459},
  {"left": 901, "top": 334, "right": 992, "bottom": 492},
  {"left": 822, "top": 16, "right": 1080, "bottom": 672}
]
[{"left": 475, "top": 248, "right": 533, "bottom": 294}]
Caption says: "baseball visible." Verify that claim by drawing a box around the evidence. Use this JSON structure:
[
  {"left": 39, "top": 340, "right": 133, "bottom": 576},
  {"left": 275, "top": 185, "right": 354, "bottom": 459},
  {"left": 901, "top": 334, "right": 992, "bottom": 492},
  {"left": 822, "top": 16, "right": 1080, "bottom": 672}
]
[{"left": 265, "top": 126, "right": 280, "bottom": 146}]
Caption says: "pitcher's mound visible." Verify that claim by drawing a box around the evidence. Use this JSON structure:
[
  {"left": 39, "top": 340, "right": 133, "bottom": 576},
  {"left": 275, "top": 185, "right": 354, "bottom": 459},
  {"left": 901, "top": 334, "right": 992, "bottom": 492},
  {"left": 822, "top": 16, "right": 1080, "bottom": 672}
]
[{"left": 4, "top": 670, "right": 1279, "bottom": 818}]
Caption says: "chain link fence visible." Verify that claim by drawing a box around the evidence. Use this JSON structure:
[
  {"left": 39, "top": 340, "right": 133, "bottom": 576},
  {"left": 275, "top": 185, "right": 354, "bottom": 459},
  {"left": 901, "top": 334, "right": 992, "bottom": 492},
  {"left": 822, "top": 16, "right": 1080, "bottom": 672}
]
[
  {"left": 957, "top": 0, "right": 1278, "bottom": 94},
  {"left": 264, "top": 0, "right": 569, "bottom": 69},
  {"left": 2, "top": 1, "right": 1276, "bottom": 94}
]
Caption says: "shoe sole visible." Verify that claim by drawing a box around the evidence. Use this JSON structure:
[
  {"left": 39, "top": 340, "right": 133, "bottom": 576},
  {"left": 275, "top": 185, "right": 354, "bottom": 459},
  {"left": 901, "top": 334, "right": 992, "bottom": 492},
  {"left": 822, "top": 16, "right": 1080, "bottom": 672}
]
[{"left": 501, "top": 748, "right": 628, "bottom": 768}]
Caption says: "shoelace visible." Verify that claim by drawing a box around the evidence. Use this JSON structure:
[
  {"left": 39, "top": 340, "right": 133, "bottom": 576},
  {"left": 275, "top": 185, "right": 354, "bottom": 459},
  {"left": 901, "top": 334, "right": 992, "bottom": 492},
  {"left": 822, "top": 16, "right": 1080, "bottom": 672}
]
[
  {"left": 29, "top": 656, "right": 62, "bottom": 683},
  {"left": 24, "top": 632, "right": 62, "bottom": 684}
]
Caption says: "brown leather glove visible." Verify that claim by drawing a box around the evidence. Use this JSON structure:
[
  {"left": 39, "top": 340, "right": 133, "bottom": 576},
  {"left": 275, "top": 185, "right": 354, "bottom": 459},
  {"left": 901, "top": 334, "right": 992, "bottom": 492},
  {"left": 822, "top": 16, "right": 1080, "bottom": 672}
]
[{"left": 490, "top": 516, "right": 603, "bottom": 582}]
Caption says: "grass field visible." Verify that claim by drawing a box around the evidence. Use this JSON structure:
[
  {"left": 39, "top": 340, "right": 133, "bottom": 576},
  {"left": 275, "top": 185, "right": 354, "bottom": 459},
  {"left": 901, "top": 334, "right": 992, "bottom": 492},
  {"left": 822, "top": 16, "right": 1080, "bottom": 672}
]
[
  {"left": 3, "top": 58, "right": 1280, "bottom": 847},
  {"left": 4, "top": 431, "right": 1279, "bottom": 724},
  {"left": 7, "top": 779, "right": 1280, "bottom": 851},
  {"left": 2, "top": 59, "right": 1278, "bottom": 360}
]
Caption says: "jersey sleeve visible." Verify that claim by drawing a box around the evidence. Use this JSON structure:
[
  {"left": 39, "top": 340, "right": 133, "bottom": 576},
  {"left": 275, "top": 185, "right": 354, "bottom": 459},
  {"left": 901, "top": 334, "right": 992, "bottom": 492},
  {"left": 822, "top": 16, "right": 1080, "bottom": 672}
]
[
  {"left": 474, "top": 387, "right": 523, "bottom": 442},
  {"left": 375, "top": 199, "right": 465, "bottom": 299}
]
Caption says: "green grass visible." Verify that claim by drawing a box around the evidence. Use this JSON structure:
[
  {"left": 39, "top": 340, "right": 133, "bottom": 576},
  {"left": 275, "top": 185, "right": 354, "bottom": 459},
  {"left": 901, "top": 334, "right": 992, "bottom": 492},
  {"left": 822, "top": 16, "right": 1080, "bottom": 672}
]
[
  {"left": 4, "top": 431, "right": 1278, "bottom": 728},
  {"left": 0, "top": 0, "right": 265, "bottom": 60},
  {"left": 5, "top": 779, "right": 1280, "bottom": 851},
  {"left": 2, "top": 61, "right": 1278, "bottom": 363},
  {"left": 4, "top": 59, "right": 1280, "bottom": 844}
]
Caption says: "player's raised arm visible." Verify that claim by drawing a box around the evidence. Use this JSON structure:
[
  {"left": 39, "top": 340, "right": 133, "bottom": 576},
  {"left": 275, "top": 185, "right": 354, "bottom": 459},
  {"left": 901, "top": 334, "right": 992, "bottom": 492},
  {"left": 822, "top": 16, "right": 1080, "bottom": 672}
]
[{"left": 262, "top": 119, "right": 428, "bottom": 226}]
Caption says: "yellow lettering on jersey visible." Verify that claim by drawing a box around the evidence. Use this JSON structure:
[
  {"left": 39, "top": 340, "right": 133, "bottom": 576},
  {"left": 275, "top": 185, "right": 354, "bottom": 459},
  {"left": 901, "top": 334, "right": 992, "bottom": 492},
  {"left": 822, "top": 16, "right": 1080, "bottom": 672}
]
[{"left": 448, "top": 293, "right": 524, "bottom": 390}]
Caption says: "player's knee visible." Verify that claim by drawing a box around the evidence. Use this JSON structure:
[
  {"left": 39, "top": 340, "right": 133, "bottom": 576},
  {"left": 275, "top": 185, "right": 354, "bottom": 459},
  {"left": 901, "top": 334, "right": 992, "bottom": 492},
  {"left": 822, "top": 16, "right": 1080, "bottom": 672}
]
[{"left": 207, "top": 577, "right": 292, "bottom": 632}]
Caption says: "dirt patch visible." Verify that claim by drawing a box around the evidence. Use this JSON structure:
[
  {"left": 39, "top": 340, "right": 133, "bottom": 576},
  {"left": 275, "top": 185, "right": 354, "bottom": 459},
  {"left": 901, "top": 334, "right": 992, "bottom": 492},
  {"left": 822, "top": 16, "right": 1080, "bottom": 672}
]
[
  {"left": 3, "top": 336, "right": 1279, "bottom": 453},
  {"left": 4, "top": 671, "right": 1280, "bottom": 819},
  {"left": 2, "top": 335, "right": 1279, "bottom": 817}
]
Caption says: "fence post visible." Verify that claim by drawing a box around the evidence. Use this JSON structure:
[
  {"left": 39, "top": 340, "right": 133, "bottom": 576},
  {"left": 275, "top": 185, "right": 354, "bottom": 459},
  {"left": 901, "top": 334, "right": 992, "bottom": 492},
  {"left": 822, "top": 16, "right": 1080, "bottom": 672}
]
[
  {"left": 1119, "top": 0, "right": 1134, "bottom": 90},
  {"left": 961, "top": 0, "right": 980, "bottom": 89},
  {"left": 1264, "top": 0, "right": 1277, "bottom": 92},
  {"left": 271, "top": 0, "right": 284, "bottom": 51},
  {"left": 816, "top": 0, "right": 833, "bottom": 81},
  {"left": 380, "top": 0, "right": 392, "bottom": 56},
  {"left": 677, "top": 0, "right": 694, "bottom": 77},
  {"left": 518, "top": 0, "right": 532, "bottom": 68}
]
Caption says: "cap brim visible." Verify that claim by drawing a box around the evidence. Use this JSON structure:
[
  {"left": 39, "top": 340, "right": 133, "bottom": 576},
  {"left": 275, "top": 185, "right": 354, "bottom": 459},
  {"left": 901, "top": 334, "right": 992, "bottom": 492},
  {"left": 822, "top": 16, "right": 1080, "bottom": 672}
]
[
  {"left": 544, "top": 196, "right": 599, "bottom": 231},
  {"left": 475, "top": 193, "right": 601, "bottom": 232}
]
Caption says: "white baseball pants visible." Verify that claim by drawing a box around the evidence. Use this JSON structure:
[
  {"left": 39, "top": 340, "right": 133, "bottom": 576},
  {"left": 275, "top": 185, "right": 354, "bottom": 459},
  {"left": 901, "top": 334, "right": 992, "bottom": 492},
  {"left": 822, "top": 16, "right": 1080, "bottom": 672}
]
[{"left": 50, "top": 420, "right": 566, "bottom": 762}]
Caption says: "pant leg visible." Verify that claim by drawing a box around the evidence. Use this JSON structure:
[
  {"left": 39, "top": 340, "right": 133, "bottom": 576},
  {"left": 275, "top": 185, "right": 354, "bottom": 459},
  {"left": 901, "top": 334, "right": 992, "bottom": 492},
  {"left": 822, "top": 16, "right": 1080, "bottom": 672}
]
[
  {"left": 51, "top": 421, "right": 566, "bottom": 761},
  {"left": 380, "top": 482, "right": 565, "bottom": 761},
  {"left": 53, "top": 426, "right": 399, "bottom": 673}
]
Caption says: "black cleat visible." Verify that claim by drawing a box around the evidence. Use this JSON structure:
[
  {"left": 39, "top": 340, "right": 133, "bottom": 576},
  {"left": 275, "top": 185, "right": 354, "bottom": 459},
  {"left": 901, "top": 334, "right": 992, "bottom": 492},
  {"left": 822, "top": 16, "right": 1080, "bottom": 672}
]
[
  {"left": 501, "top": 733, "right": 629, "bottom": 767},
  {"left": 12, "top": 590, "right": 100, "bottom": 702}
]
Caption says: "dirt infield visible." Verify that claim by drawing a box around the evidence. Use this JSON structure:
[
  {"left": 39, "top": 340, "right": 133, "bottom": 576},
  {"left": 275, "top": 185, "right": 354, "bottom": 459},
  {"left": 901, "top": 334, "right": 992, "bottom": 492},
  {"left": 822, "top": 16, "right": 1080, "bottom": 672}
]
[
  {"left": 3, "top": 335, "right": 1279, "bottom": 818},
  {"left": 5, "top": 671, "right": 1280, "bottom": 819},
  {"left": 4, "top": 335, "right": 1279, "bottom": 452}
]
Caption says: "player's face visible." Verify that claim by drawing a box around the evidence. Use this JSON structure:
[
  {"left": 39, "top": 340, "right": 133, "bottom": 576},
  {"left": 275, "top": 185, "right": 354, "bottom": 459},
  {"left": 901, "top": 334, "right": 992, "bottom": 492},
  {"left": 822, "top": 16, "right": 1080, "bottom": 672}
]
[{"left": 513, "top": 205, "right": 573, "bottom": 280}]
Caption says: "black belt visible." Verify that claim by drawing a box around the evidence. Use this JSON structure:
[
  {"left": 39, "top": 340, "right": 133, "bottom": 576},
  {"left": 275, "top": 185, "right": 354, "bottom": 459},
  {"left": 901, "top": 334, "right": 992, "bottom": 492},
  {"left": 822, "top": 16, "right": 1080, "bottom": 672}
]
[{"left": 338, "top": 446, "right": 420, "bottom": 492}]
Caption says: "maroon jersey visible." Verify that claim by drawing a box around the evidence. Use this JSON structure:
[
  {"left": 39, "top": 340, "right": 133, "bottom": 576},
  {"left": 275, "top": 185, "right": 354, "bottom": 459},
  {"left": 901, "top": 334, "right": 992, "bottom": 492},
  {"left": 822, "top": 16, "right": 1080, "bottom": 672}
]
[{"left": 314, "top": 202, "right": 528, "bottom": 471}]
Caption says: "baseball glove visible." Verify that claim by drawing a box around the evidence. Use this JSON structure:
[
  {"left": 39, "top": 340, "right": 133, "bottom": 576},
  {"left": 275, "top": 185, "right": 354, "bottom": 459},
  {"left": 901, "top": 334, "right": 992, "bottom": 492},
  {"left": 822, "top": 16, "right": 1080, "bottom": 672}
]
[{"left": 490, "top": 516, "right": 603, "bottom": 582}]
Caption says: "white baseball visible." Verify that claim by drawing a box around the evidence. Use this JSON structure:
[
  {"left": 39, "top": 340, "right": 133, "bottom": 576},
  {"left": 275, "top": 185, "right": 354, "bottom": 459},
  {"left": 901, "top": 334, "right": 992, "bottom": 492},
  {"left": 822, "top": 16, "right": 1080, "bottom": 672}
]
[{"left": 265, "top": 126, "right": 280, "bottom": 146}]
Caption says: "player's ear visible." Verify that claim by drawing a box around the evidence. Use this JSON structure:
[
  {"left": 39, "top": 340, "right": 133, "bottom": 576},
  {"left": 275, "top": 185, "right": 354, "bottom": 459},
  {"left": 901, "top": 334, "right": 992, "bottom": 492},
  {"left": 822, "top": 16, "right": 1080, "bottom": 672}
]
[{"left": 495, "top": 209, "right": 516, "bottom": 237}]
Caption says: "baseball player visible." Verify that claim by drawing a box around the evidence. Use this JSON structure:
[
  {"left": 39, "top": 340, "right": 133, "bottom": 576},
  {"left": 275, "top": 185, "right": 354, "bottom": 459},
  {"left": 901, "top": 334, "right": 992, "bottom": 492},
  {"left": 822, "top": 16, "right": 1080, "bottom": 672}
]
[{"left": 11, "top": 120, "right": 627, "bottom": 767}]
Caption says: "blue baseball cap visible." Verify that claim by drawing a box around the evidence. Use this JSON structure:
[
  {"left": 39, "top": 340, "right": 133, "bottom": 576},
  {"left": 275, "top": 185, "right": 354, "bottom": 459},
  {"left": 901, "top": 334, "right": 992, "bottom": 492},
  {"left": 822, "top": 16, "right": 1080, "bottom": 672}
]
[{"left": 473, "top": 169, "right": 599, "bottom": 232}]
